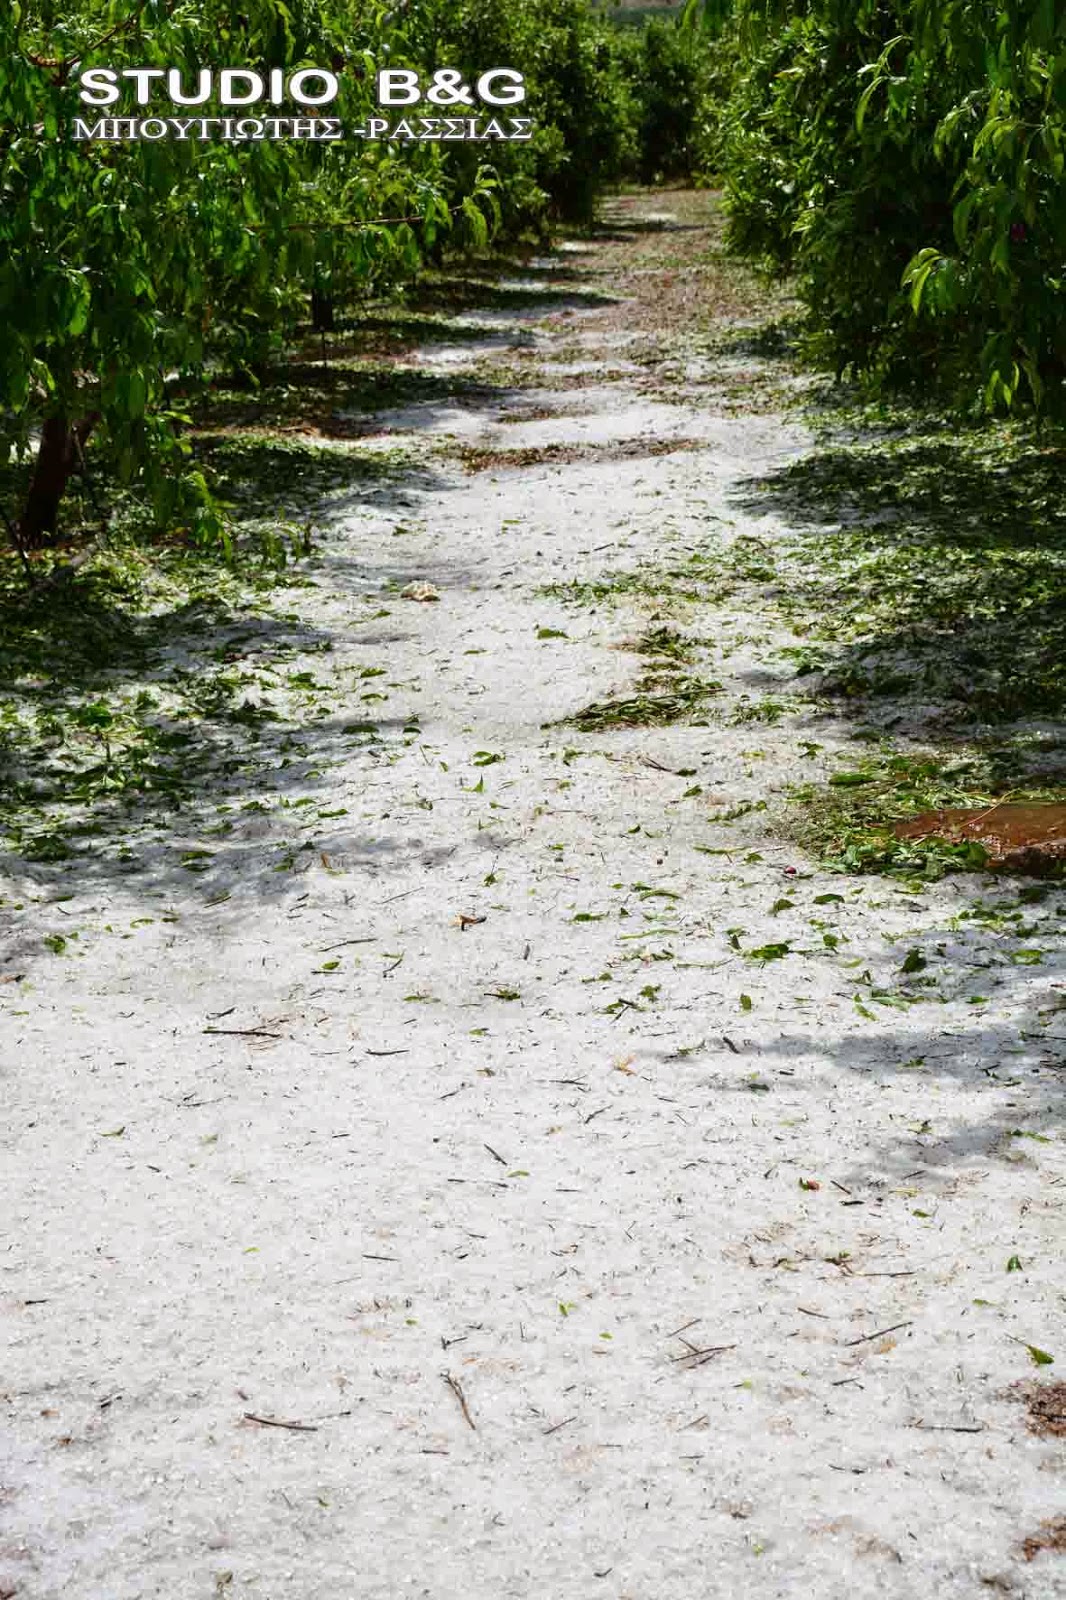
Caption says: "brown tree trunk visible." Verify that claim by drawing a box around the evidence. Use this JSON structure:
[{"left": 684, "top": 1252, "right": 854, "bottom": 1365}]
[{"left": 18, "top": 414, "right": 97, "bottom": 548}]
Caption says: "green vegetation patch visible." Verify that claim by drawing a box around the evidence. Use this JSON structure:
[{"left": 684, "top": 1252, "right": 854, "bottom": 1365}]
[
  {"left": 743, "top": 419, "right": 1066, "bottom": 726},
  {"left": 786, "top": 749, "right": 1066, "bottom": 880},
  {"left": 563, "top": 621, "right": 720, "bottom": 730},
  {"left": 193, "top": 434, "right": 417, "bottom": 516},
  {"left": 0, "top": 526, "right": 366, "bottom": 869},
  {"left": 565, "top": 675, "right": 719, "bottom": 730}
]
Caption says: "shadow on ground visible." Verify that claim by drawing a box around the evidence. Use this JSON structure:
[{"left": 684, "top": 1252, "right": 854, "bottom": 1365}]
[
  {"left": 731, "top": 430, "right": 1066, "bottom": 731},
  {"left": 0, "top": 450, "right": 489, "bottom": 934},
  {"left": 0, "top": 243, "right": 620, "bottom": 941},
  {"left": 188, "top": 350, "right": 541, "bottom": 462},
  {"left": 193, "top": 434, "right": 457, "bottom": 522},
  {"left": 714, "top": 390, "right": 1066, "bottom": 1173},
  {"left": 411, "top": 275, "right": 620, "bottom": 315}
]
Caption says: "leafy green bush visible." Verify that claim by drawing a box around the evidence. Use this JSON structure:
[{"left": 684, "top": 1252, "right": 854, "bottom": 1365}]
[
  {"left": 714, "top": 0, "right": 1066, "bottom": 414},
  {"left": 899, "top": 0, "right": 1066, "bottom": 413},
  {"left": 409, "top": 0, "right": 635, "bottom": 227},
  {"left": 719, "top": 5, "right": 959, "bottom": 377},
  {"left": 0, "top": 0, "right": 642, "bottom": 551},
  {"left": 616, "top": 17, "right": 706, "bottom": 183},
  {"left": 0, "top": 0, "right": 475, "bottom": 548}
]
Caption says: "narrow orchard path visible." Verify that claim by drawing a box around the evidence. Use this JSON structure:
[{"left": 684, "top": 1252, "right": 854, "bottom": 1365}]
[{"left": 3, "top": 191, "right": 1065, "bottom": 1600}]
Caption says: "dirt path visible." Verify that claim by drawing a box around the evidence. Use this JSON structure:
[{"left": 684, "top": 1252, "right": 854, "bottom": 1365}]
[{"left": 3, "top": 190, "right": 1065, "bottom": 1600}]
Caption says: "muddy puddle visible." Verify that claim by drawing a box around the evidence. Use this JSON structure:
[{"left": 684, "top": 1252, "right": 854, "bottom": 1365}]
[{"left": 894, "top": 801, "right": 1066, "bottom": 872}]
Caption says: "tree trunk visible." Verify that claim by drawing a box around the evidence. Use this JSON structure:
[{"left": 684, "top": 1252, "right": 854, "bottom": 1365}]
[
  {"left": 18, "top": 414, "right": 97, "bottom": 548},
  {"left": 311, "top": 290, "right": 335, "bottom": 333}
]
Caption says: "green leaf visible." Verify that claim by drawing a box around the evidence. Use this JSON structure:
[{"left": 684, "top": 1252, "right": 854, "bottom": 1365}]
[
  {"left": 901, "top": 247, "right": 943, "bottom": 315},
  {"left": 461, "top": 195, "right": 489, "bottom": 249},
  {"left": 747, "top": 942, "right": 790, "bottom": 961}
]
